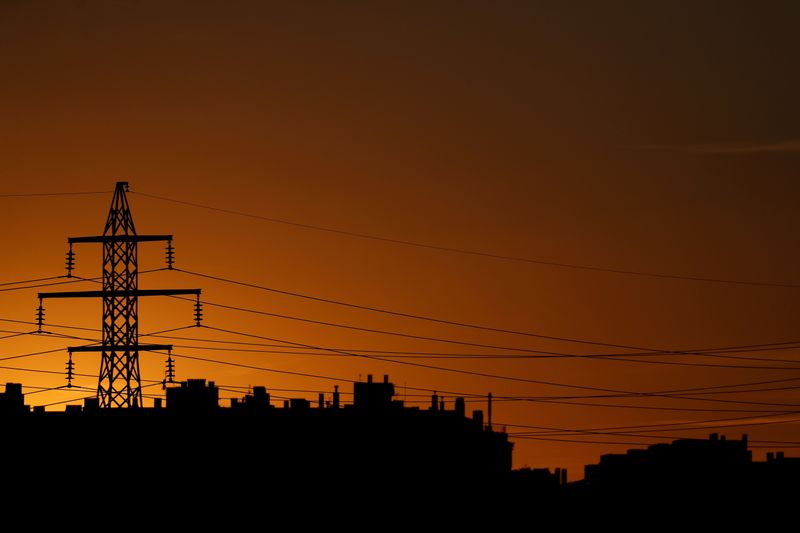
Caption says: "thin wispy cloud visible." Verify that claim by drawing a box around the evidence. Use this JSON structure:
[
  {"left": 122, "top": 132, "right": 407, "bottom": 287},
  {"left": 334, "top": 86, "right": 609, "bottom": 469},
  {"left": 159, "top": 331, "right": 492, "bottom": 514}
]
[{"left": 634, "top": 139, "right": 800, "bottom": 154}]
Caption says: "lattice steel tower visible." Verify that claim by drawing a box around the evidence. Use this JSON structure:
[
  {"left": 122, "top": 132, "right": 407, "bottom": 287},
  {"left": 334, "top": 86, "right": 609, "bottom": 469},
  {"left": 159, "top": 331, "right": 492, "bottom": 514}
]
[{"left": 38, "top": 182, "right": 201, "bottom": 407}]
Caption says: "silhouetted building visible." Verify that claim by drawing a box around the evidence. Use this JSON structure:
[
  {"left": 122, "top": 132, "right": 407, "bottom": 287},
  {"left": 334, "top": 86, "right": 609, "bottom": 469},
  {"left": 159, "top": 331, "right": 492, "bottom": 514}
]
[
  {"left": 165, "top": 378, "right": 219, "bottom": 412},
  {"left": 583, "top": 432, "right": 751, "bottom": 490},
  {"left": 0, "top": 374, "right": 512, "bottom": 500},
  {"left": 0, "top": 383, "right": 25, "bottom": 414},
  {"left": 575, "top": 433, "right": 797, "bottom": 505},
  {"left": 353, "top": 373, "right": 394, "bottom": 410},
  {"left": 508, "top": 466, "right": 567, "bottom": 500}
]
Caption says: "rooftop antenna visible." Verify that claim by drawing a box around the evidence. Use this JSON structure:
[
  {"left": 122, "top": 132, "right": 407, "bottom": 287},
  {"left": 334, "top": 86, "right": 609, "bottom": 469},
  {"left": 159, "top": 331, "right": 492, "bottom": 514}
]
[{"left": 488, "top": 392, "right": 493, "bottom": 431}]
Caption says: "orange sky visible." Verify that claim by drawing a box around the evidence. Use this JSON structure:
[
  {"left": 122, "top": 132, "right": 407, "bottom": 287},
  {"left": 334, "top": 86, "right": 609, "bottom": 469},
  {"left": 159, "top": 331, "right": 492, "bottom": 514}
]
[{"left": 0, "top": 1, "right": 799, "bottom": 477}]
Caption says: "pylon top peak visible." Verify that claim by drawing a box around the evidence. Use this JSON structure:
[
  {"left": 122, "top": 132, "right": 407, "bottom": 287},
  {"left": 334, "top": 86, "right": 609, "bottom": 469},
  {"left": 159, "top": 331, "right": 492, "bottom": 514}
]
[{"left": 105, "top": 181, "right": 136, "bottom": 237}]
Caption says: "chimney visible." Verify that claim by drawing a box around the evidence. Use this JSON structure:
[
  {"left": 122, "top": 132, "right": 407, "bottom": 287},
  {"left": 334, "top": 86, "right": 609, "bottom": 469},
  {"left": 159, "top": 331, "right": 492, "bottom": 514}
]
[
  {"left": 767, "top": 452, "right": 775, "bottom": 463},
  {"left": 318, "top": 393, "right": 324, "bottom": 409},
  {"left": 367, "top": 374, "right": 373, "bottom": 384},
  {"left": 333, "top": 385, "right": 340, "bottom": 409},
  {"left": 153, "top": 398, "right": 163, "bottom": 409},
  {"left": 742, "top": 434, "right": 748, "bottom": 447},
  {"left": 561, "top": 468, "right": 568, "bottom": 486},
  {"left": 431, "top": 392, "right": 439, "bottom": 412},
  {"left": 440, "top": 398, "right": 445, "bottom": 412},
  {"left": 777, "top": 451, "right": 785, "bottom": 460},
  {"left": 710, "top": 433, "right": 719, "bottom": 442},
  {"left": 283, "top": 400, "right": 289, "bottom": 408},
  {"left": 383, "top": 374, "right": 389, "bottom": 384}
]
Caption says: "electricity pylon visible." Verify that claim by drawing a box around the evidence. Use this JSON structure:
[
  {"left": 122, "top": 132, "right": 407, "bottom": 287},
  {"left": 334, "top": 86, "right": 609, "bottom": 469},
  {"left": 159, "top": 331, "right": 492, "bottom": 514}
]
[{"left": 38, "top": 181, "right": 201, "bottom": 408}]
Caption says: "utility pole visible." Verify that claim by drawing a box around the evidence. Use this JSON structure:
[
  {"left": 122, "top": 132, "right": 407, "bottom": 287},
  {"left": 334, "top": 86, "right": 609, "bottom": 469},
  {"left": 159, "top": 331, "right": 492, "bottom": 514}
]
[{"left": 38, "top": 181, "right": 201, "bottom": 408}]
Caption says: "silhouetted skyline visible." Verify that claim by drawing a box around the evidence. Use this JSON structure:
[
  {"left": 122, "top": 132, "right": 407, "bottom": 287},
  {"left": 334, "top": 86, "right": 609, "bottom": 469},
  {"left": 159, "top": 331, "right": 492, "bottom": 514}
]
[{"left": 0, "top": 1, "right": 798, "bottom": 477}]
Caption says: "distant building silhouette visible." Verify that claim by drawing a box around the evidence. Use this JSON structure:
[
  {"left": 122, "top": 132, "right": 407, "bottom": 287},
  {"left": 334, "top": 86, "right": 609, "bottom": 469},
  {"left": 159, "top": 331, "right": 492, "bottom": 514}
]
[
  {"left": 0, "top": 375, "right": 512, "bottom": 499},
  {"left": 166, "top": 378, "right": 219, "bottom": 412},
  {"left": 584, "top": 432, "right": 751, "bottom": 488},
  {"left": 0, "top": 383, "right": 24, "bottom": 414},
  {"left": 574, "top": 433, "right": 797, "bottom": 505},
  {"left": 4, "top": 377, "right": 797, "bottom": 511}
]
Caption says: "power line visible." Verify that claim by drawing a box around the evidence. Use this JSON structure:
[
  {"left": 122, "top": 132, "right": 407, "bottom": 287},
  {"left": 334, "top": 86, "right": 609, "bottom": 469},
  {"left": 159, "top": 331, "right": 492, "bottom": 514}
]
[
  {"left": 167, "top": 339, "right": 800, "bottom": 370},
  {"left": 194, "top": 325, "right": 800, "bottom": 411},
  {"left": 189, "top": 300, "right": 800, "bottom": 370},
  {"left": 0, "top": 277, "right": 96, "bottom": 293},
  {"left": 173, "top": 268, "right": 664, "bottom": 350},
  {"left": 199, "top": 325, "right": 642, "bottom": 395},
  {"left": 489, "top": 383, "right": 800, "bottom": 402},
  {"left": 0, "top": 346, "right": 79, "bottom": 363},
  {"left": 499, "top": 395, "right": 793, "bottom": 413},
  {"left": 179, "top": 297, "right": 571, "bottom": 356},
  {"left": 500, "top": 413, "right": 793, "bottom": 434},
  {"left": 6, "top": 306, "right": 800, "bottom": 411},
  {"left": 508, "top": 435, "right": 661, "bottom": 446},
  {"left": 38, "top": 382, "right": 163, "bottom": 408},
  {"left": 82, "top": 263, "right": 800, "bottom": 367},
  {"left": 0, "top": 364, "right": 95, "bottom": 378},
  {"left": 481, "top": 392, "right": 800, "bottom": 411},
  {"left": 0, "top": 275, "right": 66, "bottom": 287},
  {"left": 9, "top": 344, "right": 798, "bottom": 416},
  {"left": 505, "top": 415, "right": 800, "bottom": 437},
  {"left": 146, "top": 327, "right": 800, "bottom": 402},
  {"left": 24, "top": 385, "right": 92, "bottom": 396},
  {"left": 131, "top": 190, "right": 800, "bottom": 289},
  {"left": 157, "top": 350, "right": 357, "bottom": 385},
  {"left": 141, "top": 329, "right": 800, "bottom": 362},
  {"left": 651, "top": 376, "right": 800, "bottom": 396},
  {"left": 585, "top": 355, "right": 800, "bottom": 371},
  {"left": 190, "top": 297, "right": 800, "bottom": 369},
  {"left": 0, "top": 329, "right": 30, "bottom": 335},
  {"left": 0, "top": 268, "right": 165, "bottom": 294},
  {"left": 158, "top": 349, "right": 790, "bottom": 412},
  {"left": 222, "top": 376, "right": 800, "bottom": 410},
  {"left": 0, "top": 191, "right": 109, "bottom": 198},
  {"left": 6, "top": 311, "right": 800, "bottom": 406},
  {"left": 167, "top": 271, "right": 800, "bottom": 366},
  {"left": 0, "top": 332, "right": 32, "bottom": 340},
  {"left": 507, "top": 423, "right": 800, "bottom": 442},
  {"left": 0, "top": 317, "right": 99, "bottom": 332},
  {"left": 10, "top": 331, "right": 793, "bottom": 414},
  {"left": 509, "top": 434, "right": 800, "bottom": 449},
  {"left": 0, "top": 325, "right": 194, "bottom": 363}
]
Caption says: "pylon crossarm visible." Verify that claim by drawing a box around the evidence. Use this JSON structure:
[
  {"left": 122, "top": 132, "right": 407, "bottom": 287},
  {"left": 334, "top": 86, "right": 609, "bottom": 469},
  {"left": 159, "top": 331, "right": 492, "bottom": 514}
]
[
  {"left": 69, "top": 235, "right": 173, "bottom": 244},
  {"left": 68, "top": 344, "right": 173, "bottom": 353},
  {"left": 39, "top": 289, "right": 201, "bottom": 299}
]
